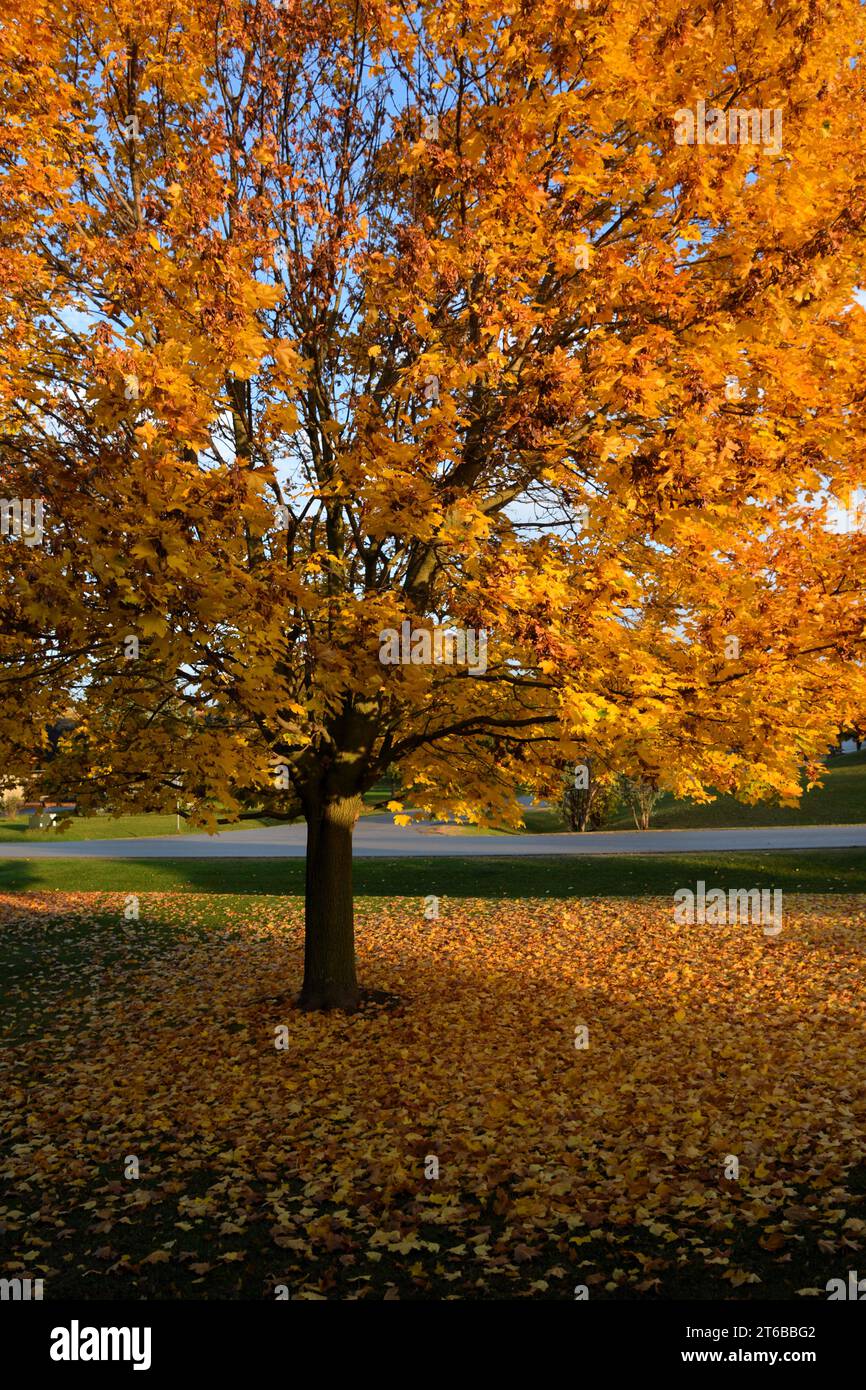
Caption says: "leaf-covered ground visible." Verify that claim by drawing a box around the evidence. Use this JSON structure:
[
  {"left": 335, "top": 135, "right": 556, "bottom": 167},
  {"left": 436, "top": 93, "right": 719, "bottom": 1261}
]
[{"left": 1, "top": 892, "right": 864, "bottom": 1300}]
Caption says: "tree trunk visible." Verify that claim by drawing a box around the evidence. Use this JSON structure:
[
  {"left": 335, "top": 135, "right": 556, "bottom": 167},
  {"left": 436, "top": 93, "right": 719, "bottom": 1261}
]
[{"left": 300, "top": 794, "right": 362, "bottom": 1011}]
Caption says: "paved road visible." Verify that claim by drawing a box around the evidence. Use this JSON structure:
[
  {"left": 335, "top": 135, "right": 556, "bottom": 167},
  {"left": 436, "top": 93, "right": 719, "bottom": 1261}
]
[{"left": 0, "top": 816, "right": 864, "bottom": 858}]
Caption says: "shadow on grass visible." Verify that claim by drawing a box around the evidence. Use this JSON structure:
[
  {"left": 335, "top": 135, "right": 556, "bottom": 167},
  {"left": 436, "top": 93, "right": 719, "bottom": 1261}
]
[{"left": 0, "top": 850, "right": 865, "bottom": 897}]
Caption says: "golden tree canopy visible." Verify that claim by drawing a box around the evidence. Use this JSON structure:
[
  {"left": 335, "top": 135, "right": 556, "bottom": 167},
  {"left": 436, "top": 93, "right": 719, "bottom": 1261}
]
[{"left": 1, "top": 0, "right": 865, "bottom": 828}]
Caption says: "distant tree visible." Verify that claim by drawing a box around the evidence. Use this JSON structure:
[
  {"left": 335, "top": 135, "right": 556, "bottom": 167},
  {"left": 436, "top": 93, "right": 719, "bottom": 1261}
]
[
  {"left": 620, "top": 776, "right": 663, "bottom": 832},
  {"left": 560, "top": 758, "right": 619, "bottom": 832}
]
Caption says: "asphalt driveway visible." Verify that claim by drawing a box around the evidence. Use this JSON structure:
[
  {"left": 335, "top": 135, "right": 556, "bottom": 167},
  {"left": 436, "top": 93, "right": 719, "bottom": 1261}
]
[{"left": 1, "top": 816, "right": 864, "bottom": 858}]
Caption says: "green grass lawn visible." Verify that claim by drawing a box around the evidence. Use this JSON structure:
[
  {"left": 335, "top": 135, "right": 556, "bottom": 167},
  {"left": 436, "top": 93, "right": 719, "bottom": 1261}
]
[
  {"left": 0, "top": 811, "right": 285, "bottom": 842},
  {"left": 1, "top": 849, "right": 863, "bottom": 896}
]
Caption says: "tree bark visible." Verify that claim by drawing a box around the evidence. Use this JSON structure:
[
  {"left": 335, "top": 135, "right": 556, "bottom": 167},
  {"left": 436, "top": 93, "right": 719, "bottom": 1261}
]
[{"left": 300, "top": 794, "right": 362, "bottom": 1010}]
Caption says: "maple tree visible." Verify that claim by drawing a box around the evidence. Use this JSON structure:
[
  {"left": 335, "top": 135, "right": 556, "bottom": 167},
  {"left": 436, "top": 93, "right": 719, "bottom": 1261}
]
[{"left": 1, "top": 0, "right": 866, "bottom": 1007}]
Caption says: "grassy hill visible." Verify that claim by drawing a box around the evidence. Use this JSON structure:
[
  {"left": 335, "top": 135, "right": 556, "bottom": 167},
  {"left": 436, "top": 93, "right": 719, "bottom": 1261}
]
[{"left": 521, "top": 750, "right": 866, "bottom": 833}]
